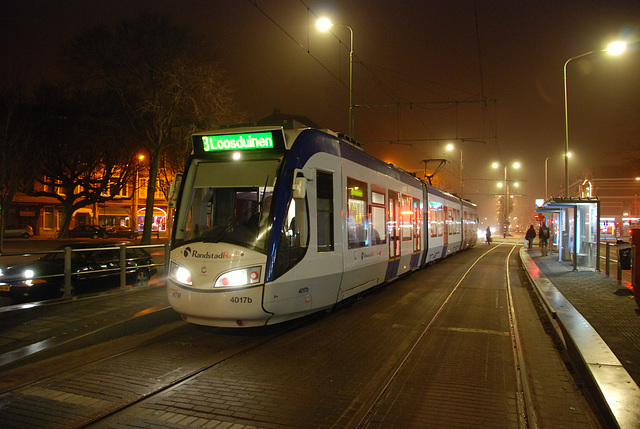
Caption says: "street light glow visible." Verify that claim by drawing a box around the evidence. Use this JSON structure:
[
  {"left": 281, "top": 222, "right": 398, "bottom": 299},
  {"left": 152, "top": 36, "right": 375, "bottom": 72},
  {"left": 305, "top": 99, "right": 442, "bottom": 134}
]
[
  {"left": 446, "top": 143, "right": 454, "bottom": 151},
  {"left": 606, "top": 41, "right": 626, "bottom": 55},
  {"left": 317, "top": 17, "right": 333, "bottom": 32},
  {"left": 512, "top": 162, "right": 520, "bottom": 169}
]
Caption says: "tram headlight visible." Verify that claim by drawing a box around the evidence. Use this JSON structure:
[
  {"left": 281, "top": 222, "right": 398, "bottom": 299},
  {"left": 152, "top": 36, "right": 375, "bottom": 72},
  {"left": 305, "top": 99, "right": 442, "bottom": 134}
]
[
  {"left": 215, "top": 266, "right": 261, "bottom": 288},
  {"left": 169, "top": 261, "right": 192, "bottom": 286}
]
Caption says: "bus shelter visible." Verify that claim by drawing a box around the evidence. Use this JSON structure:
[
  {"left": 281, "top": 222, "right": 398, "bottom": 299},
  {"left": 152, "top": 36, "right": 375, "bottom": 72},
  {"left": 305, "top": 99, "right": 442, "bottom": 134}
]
[{"left": 535, "top": 197, "right": 600, "bottom": 271}]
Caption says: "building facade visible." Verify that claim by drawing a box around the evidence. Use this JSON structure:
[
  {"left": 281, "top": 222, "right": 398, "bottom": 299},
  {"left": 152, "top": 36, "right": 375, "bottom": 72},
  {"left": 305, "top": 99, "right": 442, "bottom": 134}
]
[{"left": 6, "top": 173, "right": 172, "bottom": 238}]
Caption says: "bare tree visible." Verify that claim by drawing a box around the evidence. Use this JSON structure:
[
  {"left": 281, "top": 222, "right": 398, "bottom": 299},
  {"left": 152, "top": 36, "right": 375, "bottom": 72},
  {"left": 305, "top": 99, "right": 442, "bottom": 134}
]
[
  {"left": 31, "top": 84, "right": 140, "bottom": 238},
  {"left": 63, "top": 14, "right": 243, "bottom": 243}
]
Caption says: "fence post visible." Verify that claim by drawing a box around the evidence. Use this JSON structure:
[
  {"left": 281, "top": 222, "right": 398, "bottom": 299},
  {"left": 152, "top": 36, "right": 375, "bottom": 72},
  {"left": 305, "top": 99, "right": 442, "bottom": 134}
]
[
  {"left": 605, "top": 242, "right": 610, "bottom": 276},
  {"left": 119, "top": 244, "right": 127, "bottom": 288},
  {"left": 63, "top": 246, "right": 72, "bottom": 298}
]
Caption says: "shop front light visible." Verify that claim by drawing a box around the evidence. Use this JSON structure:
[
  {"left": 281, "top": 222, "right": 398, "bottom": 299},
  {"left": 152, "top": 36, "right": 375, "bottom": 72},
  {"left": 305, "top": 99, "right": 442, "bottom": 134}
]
[
  {"left": 169, "top": 261, "right": 192, "bottom": 286},
  {"left": 215, "top": 266, "right": 261, "bottom": 288}
]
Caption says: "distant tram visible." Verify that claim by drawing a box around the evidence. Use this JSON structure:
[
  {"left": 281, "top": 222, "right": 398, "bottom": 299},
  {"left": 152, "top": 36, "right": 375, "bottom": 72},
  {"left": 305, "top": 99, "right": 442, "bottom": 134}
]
[{"left": 167, "top": 125, "right": 478, "bottom": 327}]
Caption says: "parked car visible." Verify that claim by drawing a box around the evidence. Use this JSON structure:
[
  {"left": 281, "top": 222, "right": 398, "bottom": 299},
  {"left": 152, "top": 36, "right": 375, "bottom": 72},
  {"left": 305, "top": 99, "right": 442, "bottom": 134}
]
[
  {"left": 3, "top": 224, "right": 34, "bottom": 239},
  {"left": 0, "top": 243, "right": 158, "bottom": 302},
  {"left": 106, "top": 226, "right": 139, "bottom": 239},
  {"left": 69, "top": 225, "right": 107, "bottom": 239}
]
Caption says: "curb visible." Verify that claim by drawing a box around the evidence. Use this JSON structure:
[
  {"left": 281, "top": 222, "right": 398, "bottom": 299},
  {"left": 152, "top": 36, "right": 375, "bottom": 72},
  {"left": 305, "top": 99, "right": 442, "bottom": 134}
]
[{"left": 520, "top": 248, "right": 640, "bottom": 429}]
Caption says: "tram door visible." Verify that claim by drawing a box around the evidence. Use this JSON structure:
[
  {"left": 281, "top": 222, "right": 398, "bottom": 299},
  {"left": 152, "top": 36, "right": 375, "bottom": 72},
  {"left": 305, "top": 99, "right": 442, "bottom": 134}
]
[{"left": 386, "top": 191, "right": 400, "bottom": 280}]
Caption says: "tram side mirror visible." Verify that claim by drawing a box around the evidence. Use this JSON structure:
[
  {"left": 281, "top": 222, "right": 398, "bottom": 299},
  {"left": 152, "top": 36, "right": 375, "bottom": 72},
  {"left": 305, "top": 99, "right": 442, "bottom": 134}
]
[
  {"left": 292, "top": 176, "right": 306, "bottom": 199},
  {"left": 168, "top": 174, "right": 182, "bottom": 208}
]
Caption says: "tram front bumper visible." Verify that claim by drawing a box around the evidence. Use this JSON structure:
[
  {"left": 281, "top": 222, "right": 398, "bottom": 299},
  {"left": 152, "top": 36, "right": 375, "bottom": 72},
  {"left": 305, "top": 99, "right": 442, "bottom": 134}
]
[{"left": 167, "top": 281, "right": 272, "bottom": 327}]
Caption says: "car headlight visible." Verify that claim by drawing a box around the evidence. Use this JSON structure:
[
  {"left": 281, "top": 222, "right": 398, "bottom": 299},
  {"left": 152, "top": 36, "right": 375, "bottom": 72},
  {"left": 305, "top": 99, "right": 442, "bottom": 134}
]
[
  {"left": 215, "top": 266, "right": 261, "bottom": 288},
  {"left": 24, "top": 269, "right": 35, "bottom": 279},
  {"left": 169, "top": 261, "right": 192, "bottom": 286}
]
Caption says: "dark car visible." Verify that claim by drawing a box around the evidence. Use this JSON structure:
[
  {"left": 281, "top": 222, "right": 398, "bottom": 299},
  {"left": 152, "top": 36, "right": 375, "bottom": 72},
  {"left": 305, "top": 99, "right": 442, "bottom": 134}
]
[
  {"left": 106, "top": 226, "right": 139, "bottom": 239},
  {"left": 69, "top": 225, "right": 107, "bottom": 239},
  {"left": 4, "top": 224, "right": 34, "bottom": 239},
  {"left": 0, "top": 244, "right": 157, "bottom": 302}
]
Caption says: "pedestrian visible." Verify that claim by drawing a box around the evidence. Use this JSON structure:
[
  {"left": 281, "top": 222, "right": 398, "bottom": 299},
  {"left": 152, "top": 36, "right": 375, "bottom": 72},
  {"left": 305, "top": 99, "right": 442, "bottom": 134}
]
[
  {"left": 485, "top": 226, "right": 492, "bottom": 244},
  {"left": 538, "top": 223, "right": 550, "bottom": 256},
  {"left": 525, "top": 225, "right": 536, "bottom": 251}
]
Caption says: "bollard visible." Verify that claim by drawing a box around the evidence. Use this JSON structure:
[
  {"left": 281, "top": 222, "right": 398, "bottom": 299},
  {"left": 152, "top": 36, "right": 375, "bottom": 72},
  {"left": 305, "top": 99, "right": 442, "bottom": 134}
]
[
  {"left": 631, "top": 229, "right": 640, "bottom": 308},
  {"left": 63, "top": 246, "right": 72, "bottom": 298}
]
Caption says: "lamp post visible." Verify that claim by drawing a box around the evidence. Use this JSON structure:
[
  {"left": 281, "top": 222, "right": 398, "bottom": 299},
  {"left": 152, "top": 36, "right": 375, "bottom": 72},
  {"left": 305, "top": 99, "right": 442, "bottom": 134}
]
[
  {"left": 317, "top": 17, "right": 354, "bottom": 138},
  {"left": 132, "top": 154, "right": 145, "bottom": 231},
  {"left": 563, "top": 41, "right": 627, "bottom": 197},
  {"left": 493, "top": 161, "right": 520, "bottom": 237},
  {"left": 545, "top": 152, "right": 571, "bottom": 199},
  {"left": 445, "top": 143, "right": 463, "bottom": 197}
]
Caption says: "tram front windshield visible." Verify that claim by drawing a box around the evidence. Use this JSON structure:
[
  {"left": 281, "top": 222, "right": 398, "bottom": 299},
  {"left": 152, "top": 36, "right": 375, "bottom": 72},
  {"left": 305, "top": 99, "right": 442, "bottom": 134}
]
[{"left": 174, "top": 159, "right": 281, "bottom": 253}]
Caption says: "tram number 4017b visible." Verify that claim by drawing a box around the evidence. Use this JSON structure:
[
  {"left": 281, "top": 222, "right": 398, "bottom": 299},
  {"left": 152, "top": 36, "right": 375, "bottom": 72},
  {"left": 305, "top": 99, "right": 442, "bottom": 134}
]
[{"left": 230, "top": 297, "right": 253, "bottom": 304}]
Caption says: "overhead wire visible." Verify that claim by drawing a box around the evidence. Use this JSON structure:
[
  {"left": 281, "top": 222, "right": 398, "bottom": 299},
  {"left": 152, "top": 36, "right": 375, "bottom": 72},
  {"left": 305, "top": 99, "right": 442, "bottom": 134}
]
[
  {"left": 249, "top": 0, "right": 497, "bottom": 149},
  {"left": 247, "top": 0, "right": 347, "bottom": 93}
]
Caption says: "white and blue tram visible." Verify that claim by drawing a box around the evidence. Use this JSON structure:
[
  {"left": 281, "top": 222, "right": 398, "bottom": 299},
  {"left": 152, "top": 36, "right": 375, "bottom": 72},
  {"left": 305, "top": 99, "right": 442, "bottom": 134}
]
[{"left": 167, "top": 125, "right": 478, "bottom": 327}]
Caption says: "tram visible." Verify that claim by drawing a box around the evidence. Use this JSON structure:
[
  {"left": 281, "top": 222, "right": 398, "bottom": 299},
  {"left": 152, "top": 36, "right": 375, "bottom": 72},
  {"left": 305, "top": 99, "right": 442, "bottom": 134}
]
[{"left": 167, "top": 124, "right": 478, "bottom": 327}]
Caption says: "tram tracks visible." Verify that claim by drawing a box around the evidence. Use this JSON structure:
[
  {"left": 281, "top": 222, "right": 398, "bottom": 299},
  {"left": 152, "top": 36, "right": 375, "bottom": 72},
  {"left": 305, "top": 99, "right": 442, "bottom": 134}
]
[
  {"left": 0, "top": 316, "right": 316, "bottom": 428},
  {"left": 353, "top": 243, "right": 535, "bottom": 429}
]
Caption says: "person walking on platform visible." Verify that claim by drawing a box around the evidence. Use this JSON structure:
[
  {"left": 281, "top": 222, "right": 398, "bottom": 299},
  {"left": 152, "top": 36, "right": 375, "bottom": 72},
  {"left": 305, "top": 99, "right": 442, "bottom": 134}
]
[
  {"left": 525, "top": 225, "right": 536, "bottom": 251},
  {"left": 485, "top": 226, "right": 492, "bottom": 244},
  {"left": 538, "top": 223, "right": 551, "bottom": 256},
  {"left": 538, "top": 223, "right": 550, "bottom": 256}
]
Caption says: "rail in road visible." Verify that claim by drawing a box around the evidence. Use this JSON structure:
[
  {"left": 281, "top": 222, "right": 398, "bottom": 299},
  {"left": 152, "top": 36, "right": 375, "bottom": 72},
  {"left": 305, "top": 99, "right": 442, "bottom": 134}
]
[{"left": 0, "top": 244, "right": 602, "bottom": 428}]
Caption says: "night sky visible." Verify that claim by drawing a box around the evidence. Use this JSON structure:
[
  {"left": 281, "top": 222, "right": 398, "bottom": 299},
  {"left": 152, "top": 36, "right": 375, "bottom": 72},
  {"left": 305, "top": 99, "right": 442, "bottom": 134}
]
[{"left": 2, "top": 0, "right": 639, "bottom": 228}]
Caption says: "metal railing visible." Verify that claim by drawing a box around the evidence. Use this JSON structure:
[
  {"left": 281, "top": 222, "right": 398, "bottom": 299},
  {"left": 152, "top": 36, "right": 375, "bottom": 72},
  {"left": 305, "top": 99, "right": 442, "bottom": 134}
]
[{"left": 0, "top": 243, "right": 168, "bottom": 300}]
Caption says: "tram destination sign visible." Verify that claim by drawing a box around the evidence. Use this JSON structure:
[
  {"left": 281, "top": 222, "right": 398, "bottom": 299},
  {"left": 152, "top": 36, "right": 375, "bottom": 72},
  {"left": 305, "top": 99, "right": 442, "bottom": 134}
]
[
  {"left": 201, "top": 132, "right": 274, "bottom": 152},
  {"left": 192, "top": 128, "right": 286, "bottom": 157}
]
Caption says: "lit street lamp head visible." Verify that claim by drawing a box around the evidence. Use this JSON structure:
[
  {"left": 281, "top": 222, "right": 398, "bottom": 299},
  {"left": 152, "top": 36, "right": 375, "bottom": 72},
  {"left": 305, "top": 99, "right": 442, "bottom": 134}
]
[
  {"left": 317, "top": 17, "right": 333, "bottom": 32},
  {"left": 606, "top": 41, "right": 626, "bottom": 55}
]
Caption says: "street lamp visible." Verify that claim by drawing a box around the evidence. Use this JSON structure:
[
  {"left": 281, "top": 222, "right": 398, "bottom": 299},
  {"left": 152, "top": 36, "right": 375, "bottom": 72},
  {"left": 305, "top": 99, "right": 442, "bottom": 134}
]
[
  {"left": 545, "top": 152, "right": 571, "bottom": 199},
  {"left": 445, "top": 143, "right": 463, "bottom": 197},
  {"left": 563, "top": 41, "right": 626, "bottom": 197},
  {"left": 317, "top": 17, "right": 354, "bottom": 138},
  {"left": 493, "top": 161, "right": 520, "bottom": 237}
]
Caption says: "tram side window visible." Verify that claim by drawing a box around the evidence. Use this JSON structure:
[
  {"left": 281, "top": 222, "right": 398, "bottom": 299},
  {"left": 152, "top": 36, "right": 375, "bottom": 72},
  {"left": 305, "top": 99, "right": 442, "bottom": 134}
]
[
  {"left": 370, "top": 187, "right": 386, "bottom": 245},
  {"left": 401, "top": 194, "right": 413, "bottom": 242},
  {"left": 429, "top": 202, "right": 438, "bottom": 238},
  {"left": 347, "top": 177, "right": 368, "bottom": 249},
  {"left": 274, "top": 187, "right": 309, "bottom": 278},
  {"left": 388, "top": 191, "right": 400, "bottom": 256},
  {"left": 413, "top": 197, "right": 421, "bottom": 251},
  {"left": 317, "top": 171, "right": 334, "bottom": 252}
]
